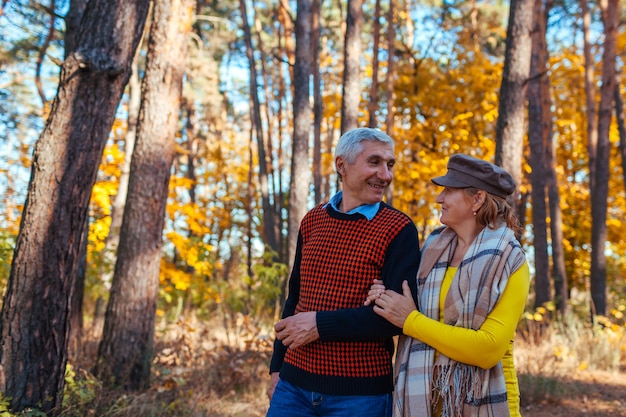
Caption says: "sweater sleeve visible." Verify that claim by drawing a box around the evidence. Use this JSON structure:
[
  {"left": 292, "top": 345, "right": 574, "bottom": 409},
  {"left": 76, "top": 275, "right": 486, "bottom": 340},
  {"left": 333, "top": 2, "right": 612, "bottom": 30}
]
[
  {"left": 316, "top": 222, "right": 421, "bottom": 341},
  {"left": 269, "top": 232, "right": 303, "bottom": 373},
  {"left": 402, "top": 262, "right": 530, "bottom": 369}
]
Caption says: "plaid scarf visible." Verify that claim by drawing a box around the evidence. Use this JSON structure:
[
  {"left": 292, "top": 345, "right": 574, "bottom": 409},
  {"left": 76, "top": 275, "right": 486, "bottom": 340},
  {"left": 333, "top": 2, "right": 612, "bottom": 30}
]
[{"left": 394, "top": 222, "right": 525, "bottom": 417}]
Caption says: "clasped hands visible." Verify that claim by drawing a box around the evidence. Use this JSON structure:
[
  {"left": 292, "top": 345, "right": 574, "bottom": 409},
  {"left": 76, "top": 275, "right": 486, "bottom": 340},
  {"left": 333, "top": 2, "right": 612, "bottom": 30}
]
[
  {"left": 274, "top": 280, "right": 417, "bottom": 350},
  {"left": 274, "top": 311, "right": 319, "bottom": 350},
  {"left": 365, "top": 279, "right": 417, "bottom": 328}
]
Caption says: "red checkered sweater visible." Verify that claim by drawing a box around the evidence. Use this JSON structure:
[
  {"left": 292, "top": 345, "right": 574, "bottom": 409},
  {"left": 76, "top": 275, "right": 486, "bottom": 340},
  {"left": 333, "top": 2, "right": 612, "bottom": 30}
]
[{"left": 270, "top": 203, "right": 420, "bottom": 395}]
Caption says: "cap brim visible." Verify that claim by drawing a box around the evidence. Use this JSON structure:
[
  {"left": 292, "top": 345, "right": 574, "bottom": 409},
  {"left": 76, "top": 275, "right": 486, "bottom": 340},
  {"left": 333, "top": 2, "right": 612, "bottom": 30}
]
[{"left": 431, "top": 174, "right": 470, "bottom": 188}]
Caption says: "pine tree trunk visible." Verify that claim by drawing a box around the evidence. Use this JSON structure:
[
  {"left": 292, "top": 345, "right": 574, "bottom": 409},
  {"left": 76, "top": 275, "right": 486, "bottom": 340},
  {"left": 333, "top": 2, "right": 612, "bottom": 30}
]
[
  {"left": 239, "top": 0, "right": 277, "bottom": 253},
  {"left": 95, "top": 0, "right": 194, "bottom": 390},
  {"left": 590, "top": 0, "right": 619, "bottom": 317},
  {"left": 385, "top": 0, "right": 395, "bottom": 136},
  {"left": 581, "top": 0, "right": 598, "bottom": 192},
  {"left": 0, "top": 0, "right": 150, "bottom": 413},
  {"left": 528, "top": 0, "right": 550, "bottom": 308},
  {"left": 288, "top": 0, "right": 313, "bottom": 273},
  {"left": 368, "top": 0, "right": 381, "bottom": 128},
  {"left": 312, "top": 0, "right": 323, "bottom": 205},
  {"left": 494, "top": 0, "right": 534, "bottom": 215},
  {"left": 615, "top": 82, "right": 626, "bottom": 195},
  {"left": 340, "top": 0, "right": 363, "bottom": 134}
]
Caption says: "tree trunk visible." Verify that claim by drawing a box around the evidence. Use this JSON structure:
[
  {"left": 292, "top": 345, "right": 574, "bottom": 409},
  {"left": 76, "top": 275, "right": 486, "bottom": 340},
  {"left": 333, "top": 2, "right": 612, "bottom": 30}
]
[
  {"left": 615, "top": 81, "right": 626, "bottom": 194},
  {"left": 287, "top": 0, "right": 313, "bottom": 273},
  {"left": 528, "top": 0, "right": 550, "bottom": 309},
  {"left": 254, "top": 7, "right": 279, "bottom": 246},
  {"left": 64, "top": 0, "right": 89, "bottom": 367},
  {"left": 68, "top": 222, "right": 87, "bottom": 364},
  {"left": 312, "top": 0, "right": 323, "bottom": 205},
  {"left": 581, "top": 0, "right": 598, "bottom": 192},
  {"left": 385, "top": 0, "right": 395, "bottom": 136},
  {"left": 239, "top": 0, "right": 277, "bottom": 253},
  {"left": 384, "top": 0, "right": 395, "bottom": 206},
  {"left": 64, "top": 0, "right": 88, "bottom": 57},
  {"left": 340, "top": 0, "right": 363, "bottom": 134},
  {"left": 590, "top": 0, "right": 619, "bottom": 317},
  {"left": 494, "top": 0, "right": 534, "bottom": 215},
  {"left": 0, "top": 0, "right": 150, "bottom": 413},
  {"left": 95, "top": 0, "right": 193, "bottom": 390},
  {"left": 278, "top": 0, "right": 296, "bottom": 83},
  {"left": 368, "top": 0, "right": 381, "bottom": 128}
]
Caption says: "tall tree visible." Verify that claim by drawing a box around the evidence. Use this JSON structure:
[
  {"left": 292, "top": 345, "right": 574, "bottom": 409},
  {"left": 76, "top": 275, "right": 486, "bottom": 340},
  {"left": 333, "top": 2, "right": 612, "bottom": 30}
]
[
  {"left": 287, "top": 0, "right": 313, "bottom": 271},
  {"left": 616, "top": 82, "right": 626, "bottom": 194},
  {"left": 581, "top": 0, "right": 598, "bottom": 191},
  {"left": 590, "top": 0, "right": 619, "bottom": 316},
  {"left": 385, "top": 0, "right": 395, "bottom": 136},
  {"left": 527, "top": 0, "right": 551, "bottom": 309},
  {"left": 384, "top": 0, "right": 396, "bottom": 206},
  {"left": 64, "top": 0, "right": 89, "bottom": 365},
  {"left": 312, "top": 0, "right": 323, "bottom": 205},
  {"left": 494, "top": 0, "right": 534, "bottom": 216},
  {"left": 0, "top": 0, "right": 150, "bottom": 413},
  {"left": 340, "top": 0, "right": 363, "bottom": 134},
  {"left": 95, "top": 0, "right": 194, "bottom": 390},
  {"left": 368, "top": 0, "right": 381, "bottom": 128},
  {"left": 528, "top": 0, "right": 567, "bottom": 313},
  {"left": 239, "top": 0, "right": 278, "bottom": 253},
  {"left": 100, "top": 58, "right": 141, "bottom": 289}
]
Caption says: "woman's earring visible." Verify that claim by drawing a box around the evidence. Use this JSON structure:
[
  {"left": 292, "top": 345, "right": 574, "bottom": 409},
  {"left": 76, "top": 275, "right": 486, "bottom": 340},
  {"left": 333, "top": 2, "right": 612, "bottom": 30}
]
[{"left": 473, "top": 211, "right": 477, "bottom": 216}]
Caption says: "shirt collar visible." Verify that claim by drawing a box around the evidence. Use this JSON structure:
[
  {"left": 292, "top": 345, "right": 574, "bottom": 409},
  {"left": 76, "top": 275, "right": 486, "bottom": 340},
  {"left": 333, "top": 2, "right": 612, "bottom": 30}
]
[{"left": 324, "top": 191, "right": 381, "bottom": 221}]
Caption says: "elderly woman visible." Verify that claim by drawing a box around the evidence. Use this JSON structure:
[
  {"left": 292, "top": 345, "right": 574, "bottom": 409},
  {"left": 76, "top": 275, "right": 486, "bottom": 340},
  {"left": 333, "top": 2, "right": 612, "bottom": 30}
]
[{"left": 369, "top": 154, "right": 530, "bottom": 417}]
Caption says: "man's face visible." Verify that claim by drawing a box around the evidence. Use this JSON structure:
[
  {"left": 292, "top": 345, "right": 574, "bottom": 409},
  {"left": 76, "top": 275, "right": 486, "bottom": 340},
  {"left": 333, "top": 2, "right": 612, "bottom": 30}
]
[{"left": 336, "top": 141, "right": 395, "bottom": 208}]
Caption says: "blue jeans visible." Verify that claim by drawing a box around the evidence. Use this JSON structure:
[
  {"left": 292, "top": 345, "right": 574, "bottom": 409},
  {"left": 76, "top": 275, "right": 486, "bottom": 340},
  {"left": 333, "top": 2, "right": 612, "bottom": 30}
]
[{"left": 266, "top": 379, "right": 392, "bottom": 417}]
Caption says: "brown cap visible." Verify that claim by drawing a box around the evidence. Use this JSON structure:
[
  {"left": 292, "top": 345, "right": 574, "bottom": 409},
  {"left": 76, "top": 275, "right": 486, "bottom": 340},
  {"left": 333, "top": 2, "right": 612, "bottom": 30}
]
[{"left": 431, "top": 154, "right": 516, "bottom": 198}]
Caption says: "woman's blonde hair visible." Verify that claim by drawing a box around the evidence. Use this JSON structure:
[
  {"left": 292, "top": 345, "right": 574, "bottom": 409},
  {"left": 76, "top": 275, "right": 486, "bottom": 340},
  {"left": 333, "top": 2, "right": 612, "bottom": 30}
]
[{"left": 463, "top": 187, "right": 520, "bottom": 234}]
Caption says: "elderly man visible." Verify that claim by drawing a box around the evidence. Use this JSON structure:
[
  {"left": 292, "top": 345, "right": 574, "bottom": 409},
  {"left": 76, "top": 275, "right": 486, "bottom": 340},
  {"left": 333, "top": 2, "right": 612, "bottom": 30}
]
[{"left": 266, "top": 127, "right": 421, "bottom": 417}]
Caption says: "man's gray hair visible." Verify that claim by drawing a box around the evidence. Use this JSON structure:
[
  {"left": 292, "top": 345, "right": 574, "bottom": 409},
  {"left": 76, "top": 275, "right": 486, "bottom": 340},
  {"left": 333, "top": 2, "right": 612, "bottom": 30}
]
[{"left": 335, "top": 128, "right": 394, "bottom": 164}]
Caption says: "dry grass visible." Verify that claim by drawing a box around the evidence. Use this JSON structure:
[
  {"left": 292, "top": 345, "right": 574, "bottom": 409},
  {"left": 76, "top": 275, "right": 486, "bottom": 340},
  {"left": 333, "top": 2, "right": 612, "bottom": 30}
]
[
  {"left": 56, "top": 310, "right": 626, "bottom": 417},
  {"left": 62, "top": 314, "right": 273, "bottom": 417}
]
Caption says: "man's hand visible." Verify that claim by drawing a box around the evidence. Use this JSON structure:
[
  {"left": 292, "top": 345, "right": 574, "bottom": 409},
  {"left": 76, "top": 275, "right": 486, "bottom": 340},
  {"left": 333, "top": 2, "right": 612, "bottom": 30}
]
[
  {"left": 267, "top": 372, "right": 280, "bottom": 401},
  {"left": 274, "top": 311, "right": 319, "bottom": 349},
  {"left": 364, "top": 279, "right": 386, "bottom": 305}
]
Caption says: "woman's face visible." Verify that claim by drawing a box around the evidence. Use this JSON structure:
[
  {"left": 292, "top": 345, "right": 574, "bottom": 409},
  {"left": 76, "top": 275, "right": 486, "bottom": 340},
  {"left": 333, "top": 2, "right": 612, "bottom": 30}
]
[{"left": 435, "top": 187, "right": 476, "bottom": 228}]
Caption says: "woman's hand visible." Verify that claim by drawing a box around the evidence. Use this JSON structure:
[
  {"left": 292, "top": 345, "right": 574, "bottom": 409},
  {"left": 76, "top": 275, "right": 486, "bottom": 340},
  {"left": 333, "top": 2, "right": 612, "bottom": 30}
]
[
  {"left": 373, "top": 280, "right": 417, "bottom": 328},
  {"left": 364, "top": 279, "right": 386, "bottom": 306}
]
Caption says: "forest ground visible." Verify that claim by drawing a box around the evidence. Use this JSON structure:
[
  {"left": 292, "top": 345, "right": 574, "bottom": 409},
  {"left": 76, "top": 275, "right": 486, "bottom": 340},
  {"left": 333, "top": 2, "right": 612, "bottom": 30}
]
[
  {"left": 69, "top": 316, "right": 625, "bottom": 417},
  {"left": 520, "top": 371, "right": 626, "bottom": 417}
]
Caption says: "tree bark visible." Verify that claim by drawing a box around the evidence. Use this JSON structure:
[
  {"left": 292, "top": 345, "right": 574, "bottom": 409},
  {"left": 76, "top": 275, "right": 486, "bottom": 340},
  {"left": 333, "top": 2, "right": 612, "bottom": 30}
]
[
  {"left": 615, "top": 81, "right": 626, "bottom": 195},
  {"left": 0, "top": 0, "right": 150, "bottom": 413},
  {"left": 590, "top": 0, "right": 619, "bottom": 317},
  {"left": 312, "top": 0, "right": 323, "bottom": 205},
  {"left": 528, "top": 0, "right": 550, "bottom": 309},
  {"left": 95, "top": 0, "right": 194, "bottom": 390},
  {"left": 100, "top": 58, "right": 141, "bottom": 290},
  {"left": 494, "top": 0, "right": 534, "bottom": 216},
  {"left": 581, "top": 0, "right": 598, "bottom": 192},
  {"left": 64, "top": 0, "right": 88, "bottom": 57},
  {"left": 64, "top": 0, "right": 89, "bottom": 366},
  {"left": 239, "top": 0, "right": 278, "bottom": 253},
  {"left": 287, "top": 0, "right": 313, "bottom": 274},
  {"left": 368, "top": 0, "right": 381, "bottom": 128},
  {"left": 385, "top": 0, "right": 395, "bottom": 136},
  {"left": 384, "top": 0, "right": 396, "bottom": 206},
  {"left": 340, "top": 0, "right": 363, "bottom": 134}
]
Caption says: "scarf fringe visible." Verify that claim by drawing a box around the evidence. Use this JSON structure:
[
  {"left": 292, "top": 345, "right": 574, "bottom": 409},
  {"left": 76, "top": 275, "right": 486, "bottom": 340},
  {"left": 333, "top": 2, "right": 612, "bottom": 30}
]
[{"left": 432, "top": 362, "right": 486, "bottom": 417}]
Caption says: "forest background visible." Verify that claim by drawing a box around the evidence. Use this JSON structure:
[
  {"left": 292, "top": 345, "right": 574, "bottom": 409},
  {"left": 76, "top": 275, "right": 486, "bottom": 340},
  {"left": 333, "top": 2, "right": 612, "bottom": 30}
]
[{"left": 0, "top": 0, "right": 625, "bottom": 416}]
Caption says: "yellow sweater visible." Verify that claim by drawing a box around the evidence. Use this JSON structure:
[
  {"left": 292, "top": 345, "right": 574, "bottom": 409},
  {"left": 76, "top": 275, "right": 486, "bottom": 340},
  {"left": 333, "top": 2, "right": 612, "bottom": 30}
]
[{"left": 402, "top": 262, "right": 530, "bottom": 417}]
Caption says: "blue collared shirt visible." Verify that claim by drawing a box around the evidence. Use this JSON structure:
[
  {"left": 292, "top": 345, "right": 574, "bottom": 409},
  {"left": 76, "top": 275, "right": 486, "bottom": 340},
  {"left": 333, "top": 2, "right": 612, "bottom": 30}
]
[{"left": 324, "top": 191, "right": 381, "bottom": 221}]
